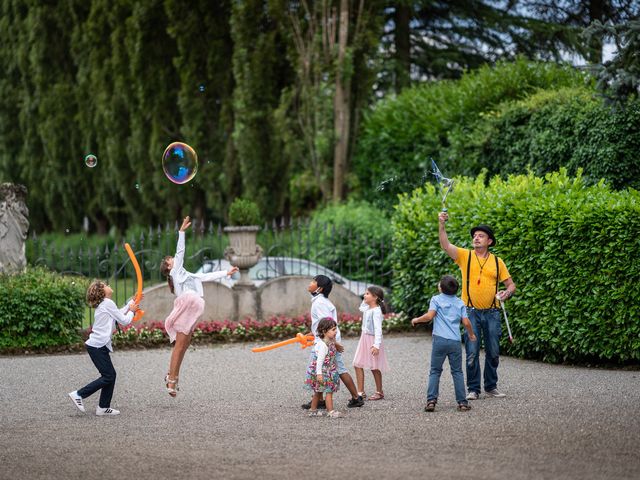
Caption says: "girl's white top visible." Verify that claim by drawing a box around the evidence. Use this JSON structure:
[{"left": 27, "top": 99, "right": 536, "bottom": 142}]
[
  {"left": 310, "top": 294, "right": 341, "bottom": 344},
  {"left": 359, "top": 301, "right": 383, "bottom": 349},
  {"left": 170, "top": 231, "right": 228, "bottom": 297},
  {"left": 86, "top": 298, "right": 133, "bottom": 352},
  {"left": 315, "top": 340, "right": 329, "bottom": 375}
]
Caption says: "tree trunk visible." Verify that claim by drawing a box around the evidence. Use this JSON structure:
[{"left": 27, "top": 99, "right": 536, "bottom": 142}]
[
  {"left": 588, "top": 0, "right": 605, "bottom": 63},
  {"left": 394, "top": 3, "right": 411, "bottom": 91},
  {"left": 332, "top": 0, "right": 350, "bottom": 202}
]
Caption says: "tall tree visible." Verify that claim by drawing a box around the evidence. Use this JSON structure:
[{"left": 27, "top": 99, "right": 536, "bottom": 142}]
[
  {"left": 165, "top": 0, "right": 237, "bottom": 224},
  {"left": 284, "top": 0, "right": 382, "bottom": 204},
  {"left": 230, "top": 0, "right": 292, "bottom": 220},
  {"left": 584, "top": 19, "right": 640, "bottom": 103},
  {"left": 523, "top": 0, "right": 640, "bottom": 63}
]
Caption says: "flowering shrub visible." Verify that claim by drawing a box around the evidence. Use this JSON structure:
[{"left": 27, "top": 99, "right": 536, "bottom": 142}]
[{"left": 96, "top": 312, "right": 412, "bottom": 349}]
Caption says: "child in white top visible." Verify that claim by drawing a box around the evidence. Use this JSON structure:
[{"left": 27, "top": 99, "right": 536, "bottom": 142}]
[
  {"left": 68, "top": 280, "right": 140, "bottom": 416},
  {"left": 160, "top": 216, "right": 238, "bottom": 396},
  {"left": 353, "top": 285, "right": 389, "bottom": 401},
  {"left": 304, "top": 318, "right": 343, "bottom": 418}
]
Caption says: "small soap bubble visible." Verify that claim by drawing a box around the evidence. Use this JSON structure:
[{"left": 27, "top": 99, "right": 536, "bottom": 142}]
[
  {"left": 199, "top": 84, "right": 205, "bottom": 92},
  {"left": 162, "top": 142, "right": 198, "bottom": 185},
  {"left": 84, "top": 154, "right": 97, "bottom": 168}
]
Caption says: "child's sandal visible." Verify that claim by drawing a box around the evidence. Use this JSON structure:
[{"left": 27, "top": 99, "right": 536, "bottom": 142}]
[
  {"left": 368, "top": 391, "right": 384, "bottom": 401},
  {"left": 164, "top": 374, "right": 179, "bottom": 397}
]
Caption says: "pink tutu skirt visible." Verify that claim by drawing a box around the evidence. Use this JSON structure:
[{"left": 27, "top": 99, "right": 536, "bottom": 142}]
[
  {"left": 352, "top": 332, "right": 389, "bottom": 373},
  {"left": 164, "top": 291, "right": 205, "bottom": 343}
]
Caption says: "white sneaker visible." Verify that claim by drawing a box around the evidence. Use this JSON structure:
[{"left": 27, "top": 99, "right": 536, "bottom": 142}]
[
  {"left": 466, "top": 391, "right": 480, "bottom": 400},
  {"left": 68, "top": 391, "right": 85, "bottom": 413},
  {"left": 328, "top": 410, "right": 344, "bottom": 418},
  {"left": 96, "top": 407, "right": 120, "bottom": 416},
  {"left": 486, "top": 389, "right": 506, "bottom": 398}
]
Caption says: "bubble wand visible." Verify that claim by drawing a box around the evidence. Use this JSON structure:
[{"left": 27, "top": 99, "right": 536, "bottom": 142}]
[
  {"left": 124, "top": 243, "right": 145, "bottom": 322},
  {"left": 431, "top": 159, "right": 454, "bottom": 212}
]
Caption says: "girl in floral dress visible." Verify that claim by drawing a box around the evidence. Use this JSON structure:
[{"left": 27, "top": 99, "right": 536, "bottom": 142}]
[{"left": 304, "top": 318, "right": 342, "bottom": 418}]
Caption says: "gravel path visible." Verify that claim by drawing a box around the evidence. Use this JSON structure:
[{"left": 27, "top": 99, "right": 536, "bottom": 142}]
[{"left": 1, "top": 334, "right": 638, "bottom": 480}]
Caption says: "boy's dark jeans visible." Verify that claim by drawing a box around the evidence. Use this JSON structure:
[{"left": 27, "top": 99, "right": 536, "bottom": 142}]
[{"left": 77, "top": 345, "right": 117, "bottom": 408}]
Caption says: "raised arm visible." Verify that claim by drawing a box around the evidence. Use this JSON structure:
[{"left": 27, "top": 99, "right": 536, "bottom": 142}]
[
  {"left": 411, "top": 310, "right": 436, "bottom": 326},
  {"left": 106, "top": 299, "right": 134, "bottom": 327},
  {"left": 173, "top": 216, "right": 191, "bottom": 272},
  {"left": 438, "top": 212, "right": 458, "bottom": 261}
]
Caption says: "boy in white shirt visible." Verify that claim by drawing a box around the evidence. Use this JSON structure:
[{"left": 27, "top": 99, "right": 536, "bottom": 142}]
[{"left": 68, "top": 280, "right": 140, "bottom": 416}]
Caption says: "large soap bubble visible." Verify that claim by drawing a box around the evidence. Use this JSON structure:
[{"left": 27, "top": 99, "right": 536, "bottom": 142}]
[
  {"left": 162, "top": 142, "right": 198, "bottom": 184},
  {"left": 84, "top": 154, "right": 98, "bottom": 168}
]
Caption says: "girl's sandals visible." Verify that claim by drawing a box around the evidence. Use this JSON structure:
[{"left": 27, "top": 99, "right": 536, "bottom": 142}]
[
  {"left": 425, "top": 401, "right": 437, "bottom": 412},
  {"left": 164, "top": 374, "right": 179, "bottom": 397},
  {"left": 368, "top": 391, "right": 384, "bottom": 401},
  {"left": 457, "top": 403, "right": 472, "bottom": 412}
]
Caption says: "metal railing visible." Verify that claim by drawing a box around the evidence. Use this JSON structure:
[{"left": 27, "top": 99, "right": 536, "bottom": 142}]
[{"left": 27, "top": 219, "right": 393, "bottom": 322}]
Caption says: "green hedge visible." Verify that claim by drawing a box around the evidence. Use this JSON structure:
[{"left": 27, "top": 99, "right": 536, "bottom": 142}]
[
  {"left": 353, "top": 58, "right": 586, "bottom": 209},
  {"left": 309, "top": 200, "right": 393, "bottom": 286},
  {"left": 0, "top": 267, "right": 85, "bottom": 350},
  {"left": 391, "top": 170, "right": 640, "bottom": 364},
  {"left": 444, "top": 87, "right": 640, "bottom": 191}
]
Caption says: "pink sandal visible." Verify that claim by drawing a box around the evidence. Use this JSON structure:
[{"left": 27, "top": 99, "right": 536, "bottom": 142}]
[{"left": 368, "top": 392, "right": 384, "bottom": 401}]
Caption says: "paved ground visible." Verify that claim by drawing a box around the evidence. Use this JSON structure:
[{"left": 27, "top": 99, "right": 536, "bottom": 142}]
[{"left": 1, "top": 333, "right": 639, "bottom": 480}]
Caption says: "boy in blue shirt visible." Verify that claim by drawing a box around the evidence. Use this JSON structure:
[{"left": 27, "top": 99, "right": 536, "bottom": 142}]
[{"left": 412, "top": 275, "right": 477, "bottom": 412}]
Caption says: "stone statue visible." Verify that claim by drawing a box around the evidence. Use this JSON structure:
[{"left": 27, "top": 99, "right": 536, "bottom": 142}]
[{"left": 0, "top": 183, "right": 29, "bottom": 274}]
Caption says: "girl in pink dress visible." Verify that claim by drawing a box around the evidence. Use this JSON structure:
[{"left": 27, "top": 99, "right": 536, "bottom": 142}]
[
  {"left": 159, "top": 216, "right": 238, "bottom": 396},
  {"left": 353, "top": 285, "right": 389, "bottom": 401}
]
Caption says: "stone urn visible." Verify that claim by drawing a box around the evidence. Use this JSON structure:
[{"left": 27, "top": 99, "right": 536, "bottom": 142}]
[{"left": 223, "top": 225, "right": 263, "bottom": 286}]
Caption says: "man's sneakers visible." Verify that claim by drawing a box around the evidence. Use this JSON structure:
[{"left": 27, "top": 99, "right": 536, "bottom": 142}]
[
  {"left": 347, "top": 395, "right": 364, "bottom": 408},
  {"left": 96, "top": 407, "right": 120, "bottom": 416},
  {"left": 467, "top": 389, "right": 507, "bottom": 400},
  {"left": 68, "top": 391, "right": 85, "bottom": 412},
  {"left": 301, "top": 399, "right": 326, "bottom": 410},
  {"left": 485, "top": 389, "right": 507, "bottom": 398}
]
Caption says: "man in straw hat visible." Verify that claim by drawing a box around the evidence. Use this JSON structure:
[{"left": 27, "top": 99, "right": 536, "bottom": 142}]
[{"left": 438, "top": 212, "right": 516, "bottom": 400}]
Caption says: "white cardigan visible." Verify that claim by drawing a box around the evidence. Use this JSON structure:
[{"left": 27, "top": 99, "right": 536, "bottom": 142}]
[
  {"left": 170, "top": 231, "right": 228, "bottom": 297},
  {"left": 359, "top": 301, "right": 383, "bottom": 349}
]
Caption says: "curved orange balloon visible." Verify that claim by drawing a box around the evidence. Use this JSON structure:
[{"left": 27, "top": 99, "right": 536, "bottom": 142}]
[
  {"left": 124, "top": 243, "right": 145, "bottom": 322},
  {"left": 252, "top": 333, "right": 315, "bottom": 353}
]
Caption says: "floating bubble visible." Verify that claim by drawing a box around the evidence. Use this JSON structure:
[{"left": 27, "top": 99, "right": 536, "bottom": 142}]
[
  {"left": 135, "top": 183, "right": 140, "bottom": 190},
  {"left": 84, "top": 154, "right": 97, "bottom": 168},
  {"left": 198, "top": 84, "right": 205, "bottom": 92},
  {"left": 162, "top": 142, "right": 198, "bottom": 185}
]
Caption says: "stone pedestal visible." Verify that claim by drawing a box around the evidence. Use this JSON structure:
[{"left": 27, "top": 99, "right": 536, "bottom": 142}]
[
  {"left": 223, "top": 225, "right": 263, "bottom": 285},
  {"left": 0, "top": 184, "right": 29, "bottom": 274}
]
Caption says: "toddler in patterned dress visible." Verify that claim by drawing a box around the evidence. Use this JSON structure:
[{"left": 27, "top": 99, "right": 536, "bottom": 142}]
[{"left": 304, "top": 318, "right": 343, "bottom": 418}]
